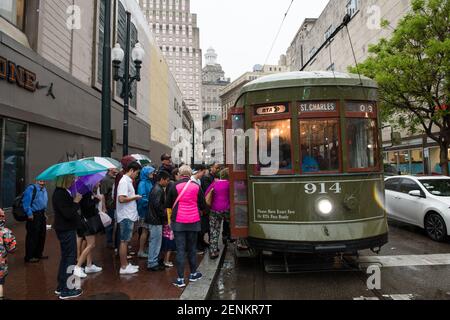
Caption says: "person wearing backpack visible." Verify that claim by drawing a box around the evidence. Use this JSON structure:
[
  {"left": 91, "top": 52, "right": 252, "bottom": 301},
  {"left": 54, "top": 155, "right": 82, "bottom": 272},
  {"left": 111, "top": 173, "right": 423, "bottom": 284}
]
[{"left": 23, "top": 180, "right": 48, "bottom": 263}]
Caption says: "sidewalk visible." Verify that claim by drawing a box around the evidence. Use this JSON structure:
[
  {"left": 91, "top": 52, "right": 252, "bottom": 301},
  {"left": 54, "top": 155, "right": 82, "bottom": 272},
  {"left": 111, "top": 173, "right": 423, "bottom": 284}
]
[{"left": 4, "top": 217, "right": 209, "bottom": 300}]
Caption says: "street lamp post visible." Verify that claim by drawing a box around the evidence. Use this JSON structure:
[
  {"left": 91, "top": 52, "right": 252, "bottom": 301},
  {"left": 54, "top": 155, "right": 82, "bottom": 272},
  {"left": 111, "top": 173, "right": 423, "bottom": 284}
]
[
  {"left": 111, "top": 11, "right": 145, "bottom": 157},
  {"left": 100, "top": 0, "right": 112, "bottom": 157}
]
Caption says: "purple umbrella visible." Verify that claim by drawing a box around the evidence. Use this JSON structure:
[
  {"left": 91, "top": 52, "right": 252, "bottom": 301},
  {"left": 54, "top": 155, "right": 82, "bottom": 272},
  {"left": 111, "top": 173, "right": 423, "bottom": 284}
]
[{"left": 69, "top": 171, "right": 107, "bottom": 196}]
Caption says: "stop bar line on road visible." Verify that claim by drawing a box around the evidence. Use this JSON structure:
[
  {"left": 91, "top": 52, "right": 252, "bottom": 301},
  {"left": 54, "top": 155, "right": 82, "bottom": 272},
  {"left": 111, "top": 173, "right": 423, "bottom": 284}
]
[{"left": 358, "top": 254, "right": 450, "bottom": 268}]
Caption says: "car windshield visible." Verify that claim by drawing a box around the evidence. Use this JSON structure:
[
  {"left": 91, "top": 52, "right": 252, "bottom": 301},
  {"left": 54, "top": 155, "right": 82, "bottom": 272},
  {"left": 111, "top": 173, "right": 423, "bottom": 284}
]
[{"left": 419, "top": 179, "right": 450, "bottom": 196}]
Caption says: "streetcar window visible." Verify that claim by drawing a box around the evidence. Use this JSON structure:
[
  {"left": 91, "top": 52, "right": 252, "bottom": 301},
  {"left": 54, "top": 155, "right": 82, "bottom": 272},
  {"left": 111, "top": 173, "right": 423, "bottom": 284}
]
[
  {"left": 347, "top": 119, "right": 377, "bottom": 170},
  {"left": 299, "top": 120, "right": 340, "bottom": 173},
  {"left": 255, "top": 120, "right": 292, "bottom": 173},
  {"left": 234, "top": 181, "right": 248, "bottom": 202},
  {"left": 231, "top": 114, "right": 246, "bottom": 171}
]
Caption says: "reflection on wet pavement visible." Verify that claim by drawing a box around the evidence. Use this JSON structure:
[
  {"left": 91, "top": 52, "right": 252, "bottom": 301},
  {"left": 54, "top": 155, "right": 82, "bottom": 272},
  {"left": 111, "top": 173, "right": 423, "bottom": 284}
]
[{"left": 210, "top": 222, "right": 450, "bottom": 300}]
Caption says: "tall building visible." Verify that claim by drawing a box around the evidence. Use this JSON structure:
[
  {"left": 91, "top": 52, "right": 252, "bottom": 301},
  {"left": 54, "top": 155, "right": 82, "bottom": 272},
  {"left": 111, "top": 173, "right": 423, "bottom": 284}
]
[
  {"left": 202, "top": 47, "right": 229, "bottom": 116},
  {"left": 0, "top": 0, "right": 182, "bottom": 210},
  {"left": 201, "top": 47, "right": 230, "bottom": 163},
  {"left": 286, "top": 0, "right": 411, "bottom": 73},
  {"left": 138, "top": 0, "right": 203, "bottom": 125}
]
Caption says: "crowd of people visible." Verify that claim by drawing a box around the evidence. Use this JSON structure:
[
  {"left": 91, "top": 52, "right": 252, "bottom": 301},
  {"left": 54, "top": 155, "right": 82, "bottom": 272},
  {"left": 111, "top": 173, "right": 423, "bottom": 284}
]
[{"left": 0, "top": 153, "right": 231, "bottom": 300}]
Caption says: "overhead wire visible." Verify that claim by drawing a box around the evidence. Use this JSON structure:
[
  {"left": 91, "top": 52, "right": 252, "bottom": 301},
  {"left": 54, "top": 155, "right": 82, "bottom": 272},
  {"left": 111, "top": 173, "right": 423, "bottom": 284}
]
[{"left": 263, "top": 0, "right": 295, "bottom": 66}]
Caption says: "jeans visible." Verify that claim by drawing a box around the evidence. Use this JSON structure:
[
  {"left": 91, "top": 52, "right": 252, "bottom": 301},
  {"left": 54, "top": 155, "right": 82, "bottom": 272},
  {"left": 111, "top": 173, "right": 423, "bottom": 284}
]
[
  {"left": 105, "top": 209, "right": 115, "bottom": 245},
  {"left": 147, "top": 225, "right": 163, "bottom": 268},
  {"left": 55, "top": 230, "right": 77, "bottom": 292},
  {"left": 174, "top": 231, "right": 198, "bottom": 279},
  {"left": 25, "top": 211, "right": 47, "bottom": 260},
  {"left": 119, "top": 219, "right": 134, "bottom": 242}
]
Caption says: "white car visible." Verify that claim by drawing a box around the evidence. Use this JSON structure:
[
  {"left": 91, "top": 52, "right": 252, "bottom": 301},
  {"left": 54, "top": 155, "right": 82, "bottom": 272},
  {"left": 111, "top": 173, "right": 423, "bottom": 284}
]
[{"left": 384, "top": 175, "right": 450, "bottom": 242}]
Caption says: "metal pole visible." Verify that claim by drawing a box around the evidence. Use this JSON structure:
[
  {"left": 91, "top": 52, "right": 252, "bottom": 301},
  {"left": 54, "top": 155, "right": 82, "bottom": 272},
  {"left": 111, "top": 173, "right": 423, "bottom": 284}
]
[
  {"left": 192, "top": 122, "right": 195, "bottom": 165},
  {"left": 101, "top": 0, "right": 112, "bottom": 157},
  {"left": 122, "top": 11, "right": 131, "bottom": 157}
]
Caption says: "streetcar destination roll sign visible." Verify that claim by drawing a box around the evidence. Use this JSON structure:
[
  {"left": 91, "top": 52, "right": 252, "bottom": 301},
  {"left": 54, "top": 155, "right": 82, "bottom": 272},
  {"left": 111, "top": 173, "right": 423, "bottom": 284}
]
[
  {"left": 299, "top": 101, "right": 337, "bottom": 113},
  {"left": 255, "top": 105, "right": 288, "bottom": 116}
]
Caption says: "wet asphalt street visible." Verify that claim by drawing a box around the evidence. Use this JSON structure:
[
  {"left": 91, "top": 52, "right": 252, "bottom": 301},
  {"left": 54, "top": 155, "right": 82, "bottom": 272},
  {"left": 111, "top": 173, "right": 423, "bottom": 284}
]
[{"left": 210, "top": 219, "right": 450, "bottom": 300}]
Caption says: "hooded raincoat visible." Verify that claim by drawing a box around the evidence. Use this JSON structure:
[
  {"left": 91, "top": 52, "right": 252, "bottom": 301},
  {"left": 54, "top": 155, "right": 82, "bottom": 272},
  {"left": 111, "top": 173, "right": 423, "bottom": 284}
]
[{"left": 137, "top": 166, "right": 156, "bottom": 219}]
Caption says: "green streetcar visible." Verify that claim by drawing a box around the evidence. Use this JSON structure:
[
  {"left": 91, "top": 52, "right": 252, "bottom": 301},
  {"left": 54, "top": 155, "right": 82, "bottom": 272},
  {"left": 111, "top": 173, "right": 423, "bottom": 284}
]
[{"left": 226, "top": 71, "right": 388, "bottom": 254}]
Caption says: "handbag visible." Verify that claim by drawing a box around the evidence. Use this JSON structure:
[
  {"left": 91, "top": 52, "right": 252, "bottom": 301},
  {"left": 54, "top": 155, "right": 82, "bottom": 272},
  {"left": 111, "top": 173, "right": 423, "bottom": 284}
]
[
  {"left": 98, "top": 211, "right": 112, "bottom": 228},
  {"left": 162, "top": 224, "right": 174, "bottom": 240}
]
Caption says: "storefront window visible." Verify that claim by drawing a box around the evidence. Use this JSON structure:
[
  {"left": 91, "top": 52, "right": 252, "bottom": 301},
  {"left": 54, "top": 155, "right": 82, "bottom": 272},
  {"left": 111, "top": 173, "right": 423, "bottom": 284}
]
[
  {"left": 410, "top": 149, "right": 424, "bottom": 174},
  {"left": 347, "top": 119, "right": 377, "bottom": 169},
  {"left": 1, "top": 119, "right": 27, "bottom": 208},
  {"left": 0, "top": 0, "right": 25, "bottom": 30},
  {"left": 430, "top": 147, "right": 450, "bottom": 174},
  {"left": 299, "top": 119, "right": 340, "bottom": 173},
  {"left": 255, "top": 120, "right": 292, "bottom": 172},
  {"left": 397, "top": 150, "right": 410, "bottom": 174}
]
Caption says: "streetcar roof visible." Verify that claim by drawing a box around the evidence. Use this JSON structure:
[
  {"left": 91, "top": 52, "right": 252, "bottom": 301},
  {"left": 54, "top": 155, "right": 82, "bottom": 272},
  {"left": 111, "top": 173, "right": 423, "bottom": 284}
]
[{"left": 240, "top": 71, "right": 378, "bottom": 94}]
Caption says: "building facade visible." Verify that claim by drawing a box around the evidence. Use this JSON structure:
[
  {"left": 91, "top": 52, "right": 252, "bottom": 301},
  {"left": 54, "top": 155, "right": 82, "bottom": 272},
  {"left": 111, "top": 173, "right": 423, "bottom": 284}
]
[
  {"left": 0, "top": 0, "right": 182, "bottom": 210},
  {"left": 286, "top": 0, "right": 411, "bottom": 72},
  {"left": 138, "top": 0, "right": 202, "bottom": 125}
]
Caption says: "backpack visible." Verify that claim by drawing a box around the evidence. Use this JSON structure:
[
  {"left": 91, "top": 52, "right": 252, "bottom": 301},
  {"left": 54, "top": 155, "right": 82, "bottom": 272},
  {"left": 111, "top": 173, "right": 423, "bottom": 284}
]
[{"left": 12, "top": 185, "right": 37, "bottom": 222}]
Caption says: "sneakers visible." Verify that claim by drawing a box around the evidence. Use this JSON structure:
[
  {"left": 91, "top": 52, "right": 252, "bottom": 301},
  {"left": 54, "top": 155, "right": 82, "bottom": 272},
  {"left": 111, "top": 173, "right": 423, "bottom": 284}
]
[
  {"left": 147, "top": 265, "right": 165, "bottom": 272},
  {"left": 138, "top": 251, "right": 149, "bottom": 259},
  {"left": 85, "top": 264, "right": 103, "bottom": 274},
  {"left": 54, "top": 289, "right": 62, "bottom": 296},
  {"left": 172, "top": 278, "right": 186, "bottom": 288},
  {"left": 120, "top": 264, "right": 139, "bottom": 275},
  {"left": 73, "top": 266, "right": 87, "bottom": 278},
  {"left": 59, "top": 289, "right": 83, "bottom": 300},
  {"left": 189, "top": 272, "right": 203, "bottom": 282},
  {"left": 164, "top": 261, "right": 174, "bottom": 268}
]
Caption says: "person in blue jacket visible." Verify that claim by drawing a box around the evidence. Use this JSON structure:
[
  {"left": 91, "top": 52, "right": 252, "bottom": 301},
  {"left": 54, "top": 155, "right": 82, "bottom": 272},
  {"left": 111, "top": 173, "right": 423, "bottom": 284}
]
[
  {"left": 23, "top": 180, "right": 48, "bottom": 263},
  {"left": 137, "top": 166, "right": 156, "bottom": 258}
]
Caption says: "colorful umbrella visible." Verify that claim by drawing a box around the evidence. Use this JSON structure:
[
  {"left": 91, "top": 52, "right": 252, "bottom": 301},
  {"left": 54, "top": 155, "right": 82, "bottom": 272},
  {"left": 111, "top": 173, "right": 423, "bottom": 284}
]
[
  {"left": 36, "top": 159, "right": 108, "bottom": 181},
  {"left": 69, "top": 171, "right": 107, "bottom": 195},
  {"left": 130, "top": 154, "right": 152, "bottom": 166},
  {"left": 81, "top": 157, "right": 121, "bottom": 169}
]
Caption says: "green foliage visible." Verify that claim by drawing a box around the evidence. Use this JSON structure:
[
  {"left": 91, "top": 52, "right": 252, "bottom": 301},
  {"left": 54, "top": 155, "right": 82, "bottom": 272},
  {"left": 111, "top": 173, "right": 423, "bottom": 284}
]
[{"left": 350, "top": 0, "right": 450, "bottom": 144}]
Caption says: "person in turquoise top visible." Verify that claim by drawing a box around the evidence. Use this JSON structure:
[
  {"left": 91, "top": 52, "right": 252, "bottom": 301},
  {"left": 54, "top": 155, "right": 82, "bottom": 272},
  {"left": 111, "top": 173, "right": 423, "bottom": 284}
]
[{"left": 137, "top": 166, "right": 156, "bottom": 258}]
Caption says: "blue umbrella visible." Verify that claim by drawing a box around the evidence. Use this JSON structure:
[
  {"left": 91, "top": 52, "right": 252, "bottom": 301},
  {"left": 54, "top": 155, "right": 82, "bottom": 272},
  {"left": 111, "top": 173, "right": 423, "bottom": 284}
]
[{"left": 36, "top": 159, "right": 108, "bottom": 181}]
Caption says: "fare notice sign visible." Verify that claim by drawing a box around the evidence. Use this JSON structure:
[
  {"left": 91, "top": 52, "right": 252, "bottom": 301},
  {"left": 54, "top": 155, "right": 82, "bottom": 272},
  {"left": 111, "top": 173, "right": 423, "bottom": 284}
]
[
  {"left": 254, "top": 105, "right": 288, "bottom": 116},
  {"left": 299, "top": 101, "right": 337, "bottom": 114}
]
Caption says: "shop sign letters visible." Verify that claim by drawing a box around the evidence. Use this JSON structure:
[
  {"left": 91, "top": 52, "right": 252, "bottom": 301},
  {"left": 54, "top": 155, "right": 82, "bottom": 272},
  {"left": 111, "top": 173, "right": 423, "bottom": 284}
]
[{"left": 0, "top": 56, "right": 36, "bottom": 92}]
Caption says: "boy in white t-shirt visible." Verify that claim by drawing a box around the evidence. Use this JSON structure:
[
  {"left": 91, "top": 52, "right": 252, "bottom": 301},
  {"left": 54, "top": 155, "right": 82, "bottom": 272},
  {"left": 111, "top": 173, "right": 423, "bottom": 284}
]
[{"left": 116, "top": 161, "right": 142, "bottom": 275}]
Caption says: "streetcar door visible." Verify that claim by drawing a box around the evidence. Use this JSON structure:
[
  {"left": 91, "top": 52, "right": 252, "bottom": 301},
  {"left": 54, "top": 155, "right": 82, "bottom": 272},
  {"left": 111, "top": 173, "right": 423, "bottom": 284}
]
[{"left": 227, "top": 108, "right": 249, "bottom": 239}]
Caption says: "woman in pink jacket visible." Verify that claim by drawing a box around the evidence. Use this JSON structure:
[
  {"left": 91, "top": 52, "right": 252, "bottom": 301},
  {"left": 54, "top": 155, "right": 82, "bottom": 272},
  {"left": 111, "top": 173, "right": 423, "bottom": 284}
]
[
  {"left": 166, "top": 165, "right": 207, "bottom": 288},
  {"left": 205, "top": 168, "right": 230, "bottom": 259}
]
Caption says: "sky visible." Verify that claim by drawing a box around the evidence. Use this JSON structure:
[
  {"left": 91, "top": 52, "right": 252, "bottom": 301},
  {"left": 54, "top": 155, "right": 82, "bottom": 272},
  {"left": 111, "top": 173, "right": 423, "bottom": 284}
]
[{"left": 190, "top": 0, "right": 329, "bottom": 81}]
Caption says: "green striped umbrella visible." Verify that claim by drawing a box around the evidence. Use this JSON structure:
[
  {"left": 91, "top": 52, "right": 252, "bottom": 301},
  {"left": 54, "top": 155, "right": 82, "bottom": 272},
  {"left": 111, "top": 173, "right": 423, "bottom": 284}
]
[{"left": 81, "top": 157, "right": 121, "bottom": 169}]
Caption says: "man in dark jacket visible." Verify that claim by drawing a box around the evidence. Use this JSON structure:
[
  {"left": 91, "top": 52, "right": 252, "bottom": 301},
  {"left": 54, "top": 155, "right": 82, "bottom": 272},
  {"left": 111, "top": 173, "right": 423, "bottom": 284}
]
[{"left": 146, "top": 171, "right": 171, "bottom": 271}]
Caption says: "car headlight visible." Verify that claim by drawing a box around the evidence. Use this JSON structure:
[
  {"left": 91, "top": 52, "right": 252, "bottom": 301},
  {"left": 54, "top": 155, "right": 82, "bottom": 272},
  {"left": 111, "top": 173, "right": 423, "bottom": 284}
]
[{"left": 316, "top": 198, "right": 333, "bottom": 216}]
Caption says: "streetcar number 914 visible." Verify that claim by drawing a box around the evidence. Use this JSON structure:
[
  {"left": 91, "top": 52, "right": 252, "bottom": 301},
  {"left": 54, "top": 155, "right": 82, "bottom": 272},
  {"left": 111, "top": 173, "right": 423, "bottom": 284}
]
[{"left": 304, "top": 183, "right": 342, "bottom": 194}]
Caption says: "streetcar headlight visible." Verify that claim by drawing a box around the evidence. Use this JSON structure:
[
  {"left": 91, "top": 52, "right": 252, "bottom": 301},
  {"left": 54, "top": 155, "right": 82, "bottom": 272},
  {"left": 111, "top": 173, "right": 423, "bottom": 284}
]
[{"left": 316, "top": 199, "right": 333, "bottom": 216}]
